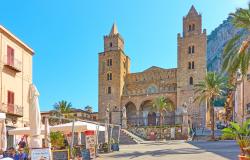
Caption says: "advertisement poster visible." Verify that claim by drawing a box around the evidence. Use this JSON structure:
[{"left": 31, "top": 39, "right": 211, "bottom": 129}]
[
  {"left": 31, "top": 148, "right": 50, "bottom": 160},
  {"left": 85, "top": 130, "right": 96, "bottom": 159}
]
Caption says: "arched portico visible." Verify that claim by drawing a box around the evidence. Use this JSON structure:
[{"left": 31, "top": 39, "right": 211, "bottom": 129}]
[
  {"left": 125, "top": 101, "right": 137, "bottom": 126},
  {"left": 139, "top": 97, "right": 175, "bottom": 126}
]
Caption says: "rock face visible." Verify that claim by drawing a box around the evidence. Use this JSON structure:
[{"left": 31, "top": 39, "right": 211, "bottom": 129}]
[{"left": 207, "top": 17, "right": 247, "bottom": 72}]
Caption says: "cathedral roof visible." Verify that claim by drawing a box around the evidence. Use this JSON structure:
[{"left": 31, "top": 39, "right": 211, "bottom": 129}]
[
  {"left": 187, "top": 5, "right": 199, "bottom": 17},
  {"left": 143, "top": 66, "right": 166, "bottom": 72},
  {"left": 109, "top": 23, "right": 119, "bottom": 35}
]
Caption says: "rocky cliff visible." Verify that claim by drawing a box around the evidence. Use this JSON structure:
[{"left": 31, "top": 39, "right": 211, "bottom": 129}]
[{"left": 207, "top": 17, "right": 248, "bottom": 72}]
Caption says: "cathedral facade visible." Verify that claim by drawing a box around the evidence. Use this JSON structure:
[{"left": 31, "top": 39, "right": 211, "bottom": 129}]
[{"left": 98, "top": 6, "right": 207, "bottom": 127}]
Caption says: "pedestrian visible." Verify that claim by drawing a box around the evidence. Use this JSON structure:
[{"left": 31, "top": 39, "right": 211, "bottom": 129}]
[
  {"left": 14, "top": 148, "right": 28, "bottom": 160},
  {"left": 18, "top": 137, "right": 26, "bottom": 149}
]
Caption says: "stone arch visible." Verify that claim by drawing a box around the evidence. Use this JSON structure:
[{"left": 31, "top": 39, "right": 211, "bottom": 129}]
[{"left": 125, "top": 101, "right": 137, "bottom": 126}]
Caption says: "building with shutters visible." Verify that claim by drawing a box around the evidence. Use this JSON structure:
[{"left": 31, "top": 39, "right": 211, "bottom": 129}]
[{"left": 0, "top": 25, "right": 34, "bottom": 147}]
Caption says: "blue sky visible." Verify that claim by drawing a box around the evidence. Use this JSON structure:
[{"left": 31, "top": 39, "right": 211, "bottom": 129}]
[{"left": 0, "top": 0, "right": 248, "bottom": 111}]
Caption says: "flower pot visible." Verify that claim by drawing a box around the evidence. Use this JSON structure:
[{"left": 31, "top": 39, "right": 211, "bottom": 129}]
[
  {"left": 111, "top": 144, "right": 119, "bottom": 151},
  {"left": 238, "top": 155, "right": 250, "bottom": 160}
]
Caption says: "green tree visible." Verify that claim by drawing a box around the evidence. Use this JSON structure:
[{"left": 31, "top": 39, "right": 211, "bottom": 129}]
[
  {"left": 84, "top": 105, "right": 93, "bottom": 113},
  {"left": 195, "top": 72, "right": 228, "bottom": 140},
  {"left": 50, "top": 131, "right": 65, "bottom": 149},
  {"left": 153, "top": 96, "right": 173, "bottom": 126},
  {"left": 53, "top": 100, "right": 72, "bottom": 122},
  {"left": 222, "top": 5, "right": 250, "bottom": 121}
]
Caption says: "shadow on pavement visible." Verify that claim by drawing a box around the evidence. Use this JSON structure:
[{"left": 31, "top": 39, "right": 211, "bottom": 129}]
[
  {"left": 189, "top": 140, "right": 239, "bottom": 160},
  {"left": 104, "top": 147, "right": 205, "bottom": 159}
]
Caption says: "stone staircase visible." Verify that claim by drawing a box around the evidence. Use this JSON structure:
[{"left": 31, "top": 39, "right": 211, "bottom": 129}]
[
  {"left": 97, "top": 127, "right": 142, "bottom": 145},
  {"left": 120, "top": 129, "right": 145, "bottom": 144}
]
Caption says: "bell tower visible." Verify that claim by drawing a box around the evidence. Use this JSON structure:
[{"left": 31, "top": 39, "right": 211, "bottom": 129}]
[
  {"left": 177, "top": 6, "right": 207, "bottom": 127},
  {"left": 98, "top": 23, "right": 130, "bottom": 123}
]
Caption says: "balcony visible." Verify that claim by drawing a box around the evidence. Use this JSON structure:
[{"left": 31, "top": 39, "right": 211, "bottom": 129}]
[
  {"left": 0, "top": 103, "right": 23, "bottom": 117},
  {"left": 3, "top": 55, "right": 22, "bottom": 72}
]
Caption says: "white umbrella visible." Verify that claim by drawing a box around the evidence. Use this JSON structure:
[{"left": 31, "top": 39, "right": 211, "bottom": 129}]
[
  {"left": 50, "top": 121, "right": 105, "bottom": 133},
  {"left": 1, "top": 120, "right": 7, "bottom": 151},
  {"left": 8, "top": 125, "right": 46, "bottom": 135},
  {"left": 29, "top": 84, "right": 42, "bottom": 148}
]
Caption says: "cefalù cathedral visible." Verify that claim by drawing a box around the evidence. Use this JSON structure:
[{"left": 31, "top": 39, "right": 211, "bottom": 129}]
[{"left": 98, "top": 6, "right": 207, "bottom": 128}]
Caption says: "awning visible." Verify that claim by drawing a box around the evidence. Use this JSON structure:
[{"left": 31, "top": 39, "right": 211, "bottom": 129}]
[
  {"left": 8, "top": 121, "right": 105, "bottom": 135},
  {"left": 8, "top": 125, "right": 45, "bottom": 135},
  {"left": 50, "top": 121, "right": 105, "bottom": 133}
]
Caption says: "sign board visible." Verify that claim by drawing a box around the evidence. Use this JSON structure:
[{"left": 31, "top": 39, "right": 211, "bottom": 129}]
[
  {"left": 0, "top": 113, "right": 6, "bottom": 120},
  {"left": 85, "top": 130, "right": 96, "bottom": 159},
  {"left": 52, "top": 149, "right": 70, "bottom": 160},
  {"left": 170, "top": 127, "right": 175, "bottom": 139},
  {"left": 31, "top": 148, "right": 50, "bottom": 160}
]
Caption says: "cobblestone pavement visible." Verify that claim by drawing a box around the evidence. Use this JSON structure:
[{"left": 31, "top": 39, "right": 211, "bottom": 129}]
[{"left": 97, "top": 140, "right": 239, "bottom": 160}]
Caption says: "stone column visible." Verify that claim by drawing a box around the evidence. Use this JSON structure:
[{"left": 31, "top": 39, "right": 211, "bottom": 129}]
[
  {"left": 143, "top": 111, "right": 148, "bottom": 126},
  {"left": 136, "top": 110, "right": 140, "bottom": 126},
  {"left": 182, "top": 112, "right": 189, "bottom": 139},
  {"left": 122, "top": 117, "right": 127, "bottom": 129}
]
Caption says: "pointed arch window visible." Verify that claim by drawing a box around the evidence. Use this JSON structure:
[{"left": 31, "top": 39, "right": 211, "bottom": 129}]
[
  {"left": 192, "top": 24, "right": 195, "bottom": 31},
  {"left": 108, "top": 86, "right": 112, "bottom": 94},
  {"left": 107, "top": 72, "right": 112, "bottom": 81},
  {"left": 189, "top": 77, "right": 193, "bottom": 85},
  {"left": 192, "top": 45, "right": 195, "bottom": 53},
  {"left": 107, "top": 59, "right": 112, "bottom": 66},
  {"left": 188, "top": 62, "right": 191, "bottom": 69},
  {"left": 188, "top": 46, "right": 192, "bottom": 54}
]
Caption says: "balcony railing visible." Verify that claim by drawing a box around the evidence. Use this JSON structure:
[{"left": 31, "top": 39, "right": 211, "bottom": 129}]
[
  {"left": 0, "top": 103, "right": 23, "bottom": 117},
  {"left": 3, "top": 55, "right": 22, "bottom": 72}
]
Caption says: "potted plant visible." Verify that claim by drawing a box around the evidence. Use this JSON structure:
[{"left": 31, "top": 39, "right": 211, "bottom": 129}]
[
  {"left": 110, "top": 138, "right": 119, "bottom": 151},
  {"left": 50, "top": 131, "right": 65, "bottom": 150},
  {"left": 102, "top": 143, "right": 109, "bottom": 153},
  {"left": 222, "top": 120, "right": 250, "bottom": 160}
]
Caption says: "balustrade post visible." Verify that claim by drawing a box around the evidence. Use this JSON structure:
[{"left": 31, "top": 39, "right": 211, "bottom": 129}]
[{"left": 136, "top": 110, "right": 140, "bottom": 126}]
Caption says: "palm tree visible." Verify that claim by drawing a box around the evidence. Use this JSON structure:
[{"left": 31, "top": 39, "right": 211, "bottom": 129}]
[
  {"left": 153, "top": 96, "right": 173, "bottom": 126},
  {"left": 53, "top": 100, "right": 72, "bottom": 122},
  {"left": 195, "top": 72, "right": 228, "bottom": 140},
  {"left": 222, "top": 6, "right": 250, "bottom": 122}
]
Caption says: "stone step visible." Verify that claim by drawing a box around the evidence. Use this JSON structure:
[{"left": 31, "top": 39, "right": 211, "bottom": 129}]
[{"left": 121, "top": 129, "right": 145, "bottom": 144}]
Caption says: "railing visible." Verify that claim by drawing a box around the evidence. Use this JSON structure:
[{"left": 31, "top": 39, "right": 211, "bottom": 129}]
[
  {"left": 0, "top": 103, "right": 23, "bottom": 117},
  {"left": 3, "top": 55, "right": 22, "bottom": 72},
  {"left": 126, "top": 115, "right": 183, "bottom": 127}
]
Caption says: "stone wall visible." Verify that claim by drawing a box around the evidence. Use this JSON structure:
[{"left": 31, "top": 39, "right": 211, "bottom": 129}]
[{"left": 128, "top": 126, "right": 184, "bottom": 140}]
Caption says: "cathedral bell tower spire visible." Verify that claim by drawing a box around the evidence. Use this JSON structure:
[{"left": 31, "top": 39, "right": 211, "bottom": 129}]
[{"left": 104, "top": 23, "right": 124, "bottom": 52}]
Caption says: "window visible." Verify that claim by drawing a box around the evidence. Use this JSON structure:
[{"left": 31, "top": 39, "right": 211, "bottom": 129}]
[
  {"left": 189, "top": 77, "right": 193, "bottom": 85},
  {"left": 192, "top": 46, "right": 195, "bottom": 53},
  {"left": 108, "top": 87, "right": 111, "bottom": 94},
  {"left": 110, "top": 42, "right": 113, "bottom": 47},
  {"left": 107, "top": 73, "right": 112, "bottom": 80},
  {"left": 188, "top": 46, "right": 192, "bottom": 54},
  {"left": 147, "top": 85, "right": 158, "bottom": 94},
  {"left": 192, "top": 61, "right": 194, "bottom": 69},
  {"left": 188, "top": 25, "right": 192, "bottom": 31},
  {"left": 7, "top": 46, "right": 14, "bottom": 66},
  {"left": 107, "top": 59, "right": 112, "bottom": 66},
  {"left": 188, "top": 62, "right": 191, "bottom": 69},
  {"left": 7, "top": 91, "right": 14, "bottom": 113},
  {"left": 192, "top": 24, "right": 195, "bottom": 31}
]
